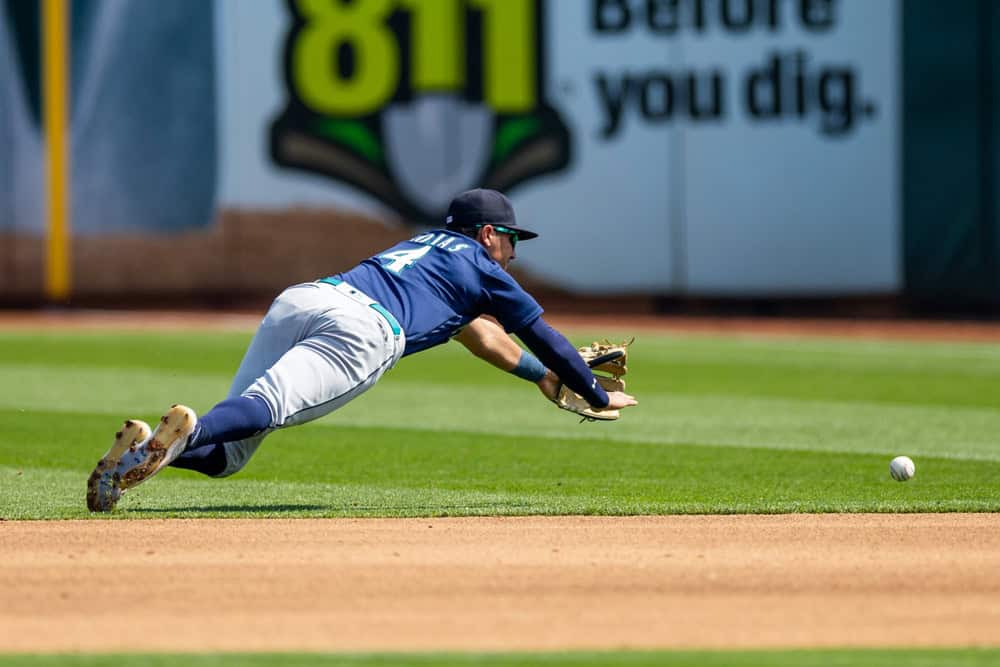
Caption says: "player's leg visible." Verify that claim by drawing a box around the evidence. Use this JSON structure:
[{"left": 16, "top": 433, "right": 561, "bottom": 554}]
[
  {"left": 169, "top": 396, "right": 272, "bottom": 476},
  {"left": 176, "top": 282, "right": 404, "bottom": 478},
  {"left": 88, "top": 282, "right": 403, "bottom": 509},
  {"left": 86, "top": 285, "right": 312, "bottom": 509},
  {"left": 198, "top": 285, "right": 405, "bottom": 477},
  {"left": 167, "top": 283, "right": 323, "bottom": 476}
]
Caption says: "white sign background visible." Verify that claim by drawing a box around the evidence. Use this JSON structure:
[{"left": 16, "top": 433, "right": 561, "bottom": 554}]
[{"left": 216, "top": 0, "right": 900, "bottom": 295}]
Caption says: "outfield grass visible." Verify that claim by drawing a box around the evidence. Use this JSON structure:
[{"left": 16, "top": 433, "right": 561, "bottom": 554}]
[{"left": 1, "top": 327, "right": 998, "bottom": 519}]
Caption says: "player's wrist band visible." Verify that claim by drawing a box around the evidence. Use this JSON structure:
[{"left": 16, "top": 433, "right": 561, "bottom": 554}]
[{"left": 510, "top": 350, "right": 547, "bottom": 382}]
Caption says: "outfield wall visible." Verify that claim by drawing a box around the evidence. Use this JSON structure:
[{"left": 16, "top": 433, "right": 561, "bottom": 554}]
[{"left": 0, "top": 0, "right": 997, "bottom": 310}]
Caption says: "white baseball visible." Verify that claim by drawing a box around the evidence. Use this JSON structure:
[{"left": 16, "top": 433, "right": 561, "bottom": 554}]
[{"left": 889, "top": 456, "right": 915, "bottom": 481}]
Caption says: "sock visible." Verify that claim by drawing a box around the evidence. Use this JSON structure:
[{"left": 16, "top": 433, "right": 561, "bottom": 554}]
[
  {"left": 170, "top": 443, "right": 228, "bottom": 477},
  {"left": 168, "top": 395, "right": 272, "bottom": 476},
  {"left": 189, "top": 395, "right": 272, "bottom": 448}
]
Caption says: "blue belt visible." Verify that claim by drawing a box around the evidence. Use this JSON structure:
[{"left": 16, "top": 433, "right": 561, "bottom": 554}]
[{"left": 318, "top": 277, "right": 402, "bottom": 336}]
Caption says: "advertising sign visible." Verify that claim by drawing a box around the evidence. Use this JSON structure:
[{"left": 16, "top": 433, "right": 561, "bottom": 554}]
[
  {"left": 220, "top": 0, "right": 900, "bottom": 294},
  {"left": 1, "top": 1, "right": 899, "bottom": 296}
]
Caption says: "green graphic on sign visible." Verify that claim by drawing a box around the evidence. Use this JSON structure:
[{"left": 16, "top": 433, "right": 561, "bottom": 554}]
[{"left": 270, "top": 0, "right": 571, "bottom": 222}]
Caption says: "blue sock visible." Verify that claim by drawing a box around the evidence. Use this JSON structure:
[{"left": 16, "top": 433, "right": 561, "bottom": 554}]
[
  {"left": 170, "top": 443, "right": 228, "bottom": 476},
  {"left": 190, "top": 395, "right": 272, "bottom": 448},
  {"left": 169, "top": 395, "right": 272, "bottom": 476}
]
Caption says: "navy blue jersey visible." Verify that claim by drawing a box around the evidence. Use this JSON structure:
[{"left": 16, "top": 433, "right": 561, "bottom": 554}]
[{"left": 332, "top": 230, "right": 543, "bottom": 356}]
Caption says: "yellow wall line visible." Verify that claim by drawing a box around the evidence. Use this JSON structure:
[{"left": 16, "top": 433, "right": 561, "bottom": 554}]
[{"left": 43, "top": 0, "right": 70, "bottom": 301}]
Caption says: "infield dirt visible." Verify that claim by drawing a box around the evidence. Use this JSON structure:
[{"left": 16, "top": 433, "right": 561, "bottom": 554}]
[{"left": 2, "top": 514, "right": 1000, "bottom": 652}]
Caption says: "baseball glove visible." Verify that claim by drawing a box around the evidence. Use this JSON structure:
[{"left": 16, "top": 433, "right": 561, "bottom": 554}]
[{"left": 554, "top": 339, "right": 632, "bottom": 422}]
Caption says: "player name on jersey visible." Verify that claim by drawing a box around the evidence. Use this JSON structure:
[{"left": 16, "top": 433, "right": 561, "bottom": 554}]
[{"left": 410, "top": 232, "right": 474, "bottom": 253}]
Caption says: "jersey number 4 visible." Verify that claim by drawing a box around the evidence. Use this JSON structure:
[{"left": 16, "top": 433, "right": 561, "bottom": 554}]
[{"left": 378, "top": 245, "right": 432, "bottom": 273}]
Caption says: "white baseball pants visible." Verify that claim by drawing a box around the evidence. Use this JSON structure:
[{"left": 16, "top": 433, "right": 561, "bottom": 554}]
[{"left": 216, "top": 280, "right": 405, "bottom": 476}]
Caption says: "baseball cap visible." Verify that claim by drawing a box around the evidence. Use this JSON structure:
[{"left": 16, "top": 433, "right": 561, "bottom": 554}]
[{"left": 444, "top": 189, "right": 539, "bottom": 241}]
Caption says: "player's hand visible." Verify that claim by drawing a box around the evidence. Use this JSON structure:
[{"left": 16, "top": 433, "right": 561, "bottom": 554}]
[
  {"left": 604, "top": 391, "right": 638, "bottom": 411},
  {"left": 540, "top": 371, "right": 636, "bottom": 412},
  {"left": 536, "top": 370, "right": 561, "bottom": 401}
]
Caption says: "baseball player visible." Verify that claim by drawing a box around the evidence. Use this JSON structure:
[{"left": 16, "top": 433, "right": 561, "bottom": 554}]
[{"left": 87, "top": 189, "right": 638, "bottom": 511}]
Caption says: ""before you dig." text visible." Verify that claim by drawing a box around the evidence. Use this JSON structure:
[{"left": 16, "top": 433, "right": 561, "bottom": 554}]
[{"left": 589, "top": 0, "right": 880, "bottom": 139}]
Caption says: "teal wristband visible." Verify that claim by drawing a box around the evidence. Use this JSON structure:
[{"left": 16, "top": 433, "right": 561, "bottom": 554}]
[{"left": 510, "top": 350, "right": 547, "bottom": 382}]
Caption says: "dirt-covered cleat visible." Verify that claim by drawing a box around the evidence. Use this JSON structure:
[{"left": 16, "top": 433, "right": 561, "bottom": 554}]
[
  {"left": 117, "top": 404, "right": 197, "bottom": 491},
  {"left": 86, "top": 419, "right": 152, "bottom": 512}
]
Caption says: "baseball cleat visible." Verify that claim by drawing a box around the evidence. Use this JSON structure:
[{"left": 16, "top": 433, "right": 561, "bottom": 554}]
[
  {"left": 86, "top": 419, "right": 152, "bottom": 512},
  {"left": 117, "top": 404, "right": 198, "bottom": 491},
  {"left": 85, "top": 405, "right": 197, "bottom": 512}
]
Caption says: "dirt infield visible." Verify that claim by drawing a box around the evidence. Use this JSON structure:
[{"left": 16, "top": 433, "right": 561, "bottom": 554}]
[
  {"left": 2, "top": 310, "right": 999, "bottom": 653},
  {"left": 2, "top": 515, "right": 999, "bottom": 653}
]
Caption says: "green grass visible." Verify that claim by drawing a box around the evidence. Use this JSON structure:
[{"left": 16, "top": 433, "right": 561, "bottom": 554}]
[
  {"left": 0, "top": 327, "right": 999, "bottom": 520},
  {"left": 1, "top": 650, "right": 999, "bottom": 666}
]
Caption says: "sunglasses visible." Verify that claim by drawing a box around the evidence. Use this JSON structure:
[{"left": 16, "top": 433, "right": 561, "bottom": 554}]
[{"left": 476, "top": 224, "right": 519, "bottom": 248}]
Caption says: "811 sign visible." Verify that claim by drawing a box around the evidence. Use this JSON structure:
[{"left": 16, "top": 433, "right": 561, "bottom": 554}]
[{"left": 287, "top": 0, "right": 539, "bottom": 116}]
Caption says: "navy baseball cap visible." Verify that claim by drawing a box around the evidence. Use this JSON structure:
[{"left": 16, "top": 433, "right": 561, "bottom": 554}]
[{"left": 444, "top": 188, "right": 539, "bottom": 241}]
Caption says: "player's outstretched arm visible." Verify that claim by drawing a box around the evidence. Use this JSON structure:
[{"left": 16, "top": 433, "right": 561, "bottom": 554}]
[
  {"left": 453, "top": 316, "right": 524, "bottom": 371},
  {"left": 454, "top": 317, "right": 554, "bottom": 395},
  {"left": 454, "top": 317, "right": 637, "bottom": 415},
  {"left": 515, "top": 317, "right": 619, "bottom": 409},
  {"left": 517, "top": 318, "right": 638, "bottom": 420}
]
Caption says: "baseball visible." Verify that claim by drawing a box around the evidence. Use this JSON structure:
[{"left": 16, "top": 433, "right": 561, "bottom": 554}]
[{"left": 889, "top": 456, "right": 915, "bottom": 482}]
